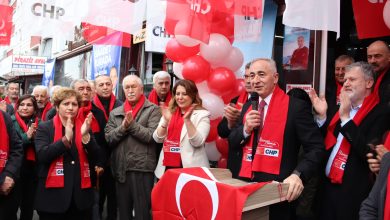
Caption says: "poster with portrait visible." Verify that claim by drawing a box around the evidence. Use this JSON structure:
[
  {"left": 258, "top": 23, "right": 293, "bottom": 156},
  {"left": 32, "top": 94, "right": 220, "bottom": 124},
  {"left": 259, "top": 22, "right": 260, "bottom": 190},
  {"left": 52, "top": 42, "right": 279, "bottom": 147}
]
[
  {"left": 42, "top": 58, "right": 55, "bottom": 88},
  {"left": 91, "top": 45, "right": 122, "bottom": 95},
  {"left": 283, "top": 26, "right": 310, "bottom": 71}
]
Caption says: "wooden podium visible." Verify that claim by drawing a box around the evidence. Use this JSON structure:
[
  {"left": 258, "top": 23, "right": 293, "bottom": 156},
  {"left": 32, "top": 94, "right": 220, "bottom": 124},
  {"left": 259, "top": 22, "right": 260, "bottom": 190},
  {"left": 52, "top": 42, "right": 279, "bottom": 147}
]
[{"left": 208, "top": 168, "right": 289, "bottom": 220}]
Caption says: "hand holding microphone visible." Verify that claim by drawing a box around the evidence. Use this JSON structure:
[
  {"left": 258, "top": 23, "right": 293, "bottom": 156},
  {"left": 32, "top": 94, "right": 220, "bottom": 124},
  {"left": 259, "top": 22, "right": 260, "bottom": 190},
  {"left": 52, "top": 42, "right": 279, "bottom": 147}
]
[{"left": 244, "top": 92, "right": 262, "bottom": 134}]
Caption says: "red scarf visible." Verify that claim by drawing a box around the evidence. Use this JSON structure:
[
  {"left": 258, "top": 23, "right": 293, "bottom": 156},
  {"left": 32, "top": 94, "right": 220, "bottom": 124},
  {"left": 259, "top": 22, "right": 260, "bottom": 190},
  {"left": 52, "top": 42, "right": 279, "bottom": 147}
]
[
  {"left": 93, "top": 94, "right": 116, "bottom": 121},
  {"left": 14, "top": 112, "right": 38, "bottom": 161},
  {"left": 163, "top": 108, "right": 184, "bottom": 167},
  {"left": 41, "top": 102, "right": 52, "bottom": 121},
  {"left": 324, "top": 93, "right": 379, "bottom": 184},
  {"left": 148, "top": 89, "right": 172, "bottom": 106},
  {"left": 4, "top": 96, "right": 12, "bottom": 105},
  {"left": 45, "top": 114, "right": 91, "bottom": 189},
  {"left": 335, "top": 82, "right": 343, "bottom": 106},
  {"left": 0, "top": 112, "right": 9, "bottom": 174},
  {"left": 384, "top": 132, "right": 390, "bottom": 151},
  {"left": 123, "top": 95, "right": 145, "bottom": 118},
  {"left": 385, "top": 171, "right": 390, "bottom": 220},
  {"left": 235, "top": 91, "right": 248, "bottom": 110},
  {"left": 77, "top": 101, "right": 100, "bottom": 133},
  {"left": 239, "top": 87, "right": 289, "bottom": 178},
  {"left": 374, "top": 67, "right": 389, "bottom": 97}
]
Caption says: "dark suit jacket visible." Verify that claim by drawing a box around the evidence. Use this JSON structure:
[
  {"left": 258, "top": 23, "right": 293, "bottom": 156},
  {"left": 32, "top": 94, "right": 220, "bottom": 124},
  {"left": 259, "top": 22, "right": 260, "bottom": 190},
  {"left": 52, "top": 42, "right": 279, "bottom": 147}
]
[
  {"left": 0, "top": 111, "right": 23, "bottom": 184},
  {"left": 217, "top": 96, "right": 244, "bottom": 178},
  {"left": 229, "top": 96, "right": 325, "bottom": 183},
  {"left": 378, "top": 68, "right": 390, "bottom": 105},
  {"left": 360, "top": 152, "right": 390, "bottom": 220},
  {"left": 34, "top": 119, "right": 101, "bottom": 213},
  {"left": 318, "top": 103, "right": 390, "bottom": 220}
]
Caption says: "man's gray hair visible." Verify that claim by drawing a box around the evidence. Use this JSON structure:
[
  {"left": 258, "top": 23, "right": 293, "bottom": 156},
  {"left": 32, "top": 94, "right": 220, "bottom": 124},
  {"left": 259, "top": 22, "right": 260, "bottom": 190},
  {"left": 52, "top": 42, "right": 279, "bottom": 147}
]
[
  {"left": 153, "top": 71, "right": 171, "bottom": 84},
  {"left": 122, "top": 75, "right": 143, "bottom": 88},
  {"left": 345, "top": 61, "right": 375, "bottom": 81},
  {"left": 6, "top": 82, "right": 19, "bottom": 90},
  {"left": 49, "top": 85, "right": 62, "bottom": 97},
  {"left": 32, "top": 85, "right": 49, "bottom": 96},
  {"left": 250, "top": 58, "right": 278, "bottom": 73},
  {"left": 70, "top": 79, "right": 89, "bottom": 89}
]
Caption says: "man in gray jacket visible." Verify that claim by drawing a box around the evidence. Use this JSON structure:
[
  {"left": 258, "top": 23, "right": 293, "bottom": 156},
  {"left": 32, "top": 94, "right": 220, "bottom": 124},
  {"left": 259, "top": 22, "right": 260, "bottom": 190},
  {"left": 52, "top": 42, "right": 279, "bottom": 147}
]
[{"left": 105, "top": 75, "right": 161, "bottom": 220}]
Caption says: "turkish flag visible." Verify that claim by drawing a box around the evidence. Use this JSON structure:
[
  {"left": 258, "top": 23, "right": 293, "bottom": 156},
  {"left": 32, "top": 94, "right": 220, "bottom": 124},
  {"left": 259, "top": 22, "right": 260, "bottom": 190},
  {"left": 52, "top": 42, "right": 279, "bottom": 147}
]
[
  {"left": 152, "top": 167, "right": 268, "bottom": 220},
  {"left": 82, "top": 23, "right": 131, "bottom": 48},
  {"left": 0, "top": 4, "right": 13, "bottom": 46},
  {"left": 82, "top": 23, "right": 108, "bottom": 43},
  {"left": 352, "top": 0, "right": 390, "bottom": 39}
]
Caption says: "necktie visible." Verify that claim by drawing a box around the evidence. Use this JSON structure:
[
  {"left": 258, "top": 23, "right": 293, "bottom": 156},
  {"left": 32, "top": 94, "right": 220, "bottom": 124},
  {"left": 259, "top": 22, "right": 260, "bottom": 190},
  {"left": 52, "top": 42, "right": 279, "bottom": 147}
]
[{"left": 258, "top": 100, "right": 267, "bottom": 136}]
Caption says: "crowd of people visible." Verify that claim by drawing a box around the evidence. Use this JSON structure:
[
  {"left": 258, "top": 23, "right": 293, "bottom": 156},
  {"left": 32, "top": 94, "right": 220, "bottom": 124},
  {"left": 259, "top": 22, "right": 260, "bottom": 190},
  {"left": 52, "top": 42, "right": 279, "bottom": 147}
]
[{"left": 0, "top": 40, "right": 389, "bottom": 220}]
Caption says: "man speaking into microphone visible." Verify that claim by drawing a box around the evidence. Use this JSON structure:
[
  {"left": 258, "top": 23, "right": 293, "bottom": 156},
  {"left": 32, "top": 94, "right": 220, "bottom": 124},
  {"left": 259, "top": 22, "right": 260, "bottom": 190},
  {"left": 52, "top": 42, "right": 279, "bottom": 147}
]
[{"left": 229, "top": 58, "right": 325, "bottom": 220}]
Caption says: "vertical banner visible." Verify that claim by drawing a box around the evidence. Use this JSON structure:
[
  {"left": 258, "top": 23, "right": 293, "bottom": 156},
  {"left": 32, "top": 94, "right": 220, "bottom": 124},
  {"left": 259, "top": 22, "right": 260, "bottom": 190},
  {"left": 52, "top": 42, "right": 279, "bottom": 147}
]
[
  {"left": 42, "top": 59, "right": 56, "bottom": 88},
  {"left": 91, "top": 45, "right": 122, "bottom": 95},
  {"left": 282, "top": 26, "right": 310, "bottom": 71},
  {"left": 0, "top": 4, "right": 13, "bottom": 45},
  {"left": 232, "top": 0, "right": 277, "bottom": 77},
  {"left": 234, "top": 0, "right": 264, "bottom": 42}
]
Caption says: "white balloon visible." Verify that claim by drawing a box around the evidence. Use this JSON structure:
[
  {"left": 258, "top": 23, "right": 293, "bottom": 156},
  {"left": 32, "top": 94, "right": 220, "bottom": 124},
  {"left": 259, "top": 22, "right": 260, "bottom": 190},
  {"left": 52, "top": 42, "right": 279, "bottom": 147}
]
[
  {"left": 200, "top": 33, "right": 232, "bottom": 65},
  {"left": 173, "top": 62, "right": 183, "bottom": 79},
  {"left": 384, "top": 1, "right": 390, "bottom": 30},
  {"left": 217, "top": 47, "right": 244, "bottom": 72},
  {"left": 196, "top": 81, "right": 210, "bottom": 96},
  {"left": 175, "top": 35, "right": 200, "bottom": 47},
  {"left": 205, "top": 141, "right": 221, "bottom": 161},
  {"left": 201, "top": 92, "right": 224, "bottom": 120}
]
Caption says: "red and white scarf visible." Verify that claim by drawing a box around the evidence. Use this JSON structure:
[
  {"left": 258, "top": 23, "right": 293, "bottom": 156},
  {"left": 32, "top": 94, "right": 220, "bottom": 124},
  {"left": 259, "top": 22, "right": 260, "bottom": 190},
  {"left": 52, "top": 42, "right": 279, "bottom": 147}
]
[
  {"left": 45, "top": 114, "right": 91, "bottom": 189},
  {"left": 14, "top": 112, "right": 38, "bottom": 161},
  {"left": 0, "top": 112, "right": 9, "bottom": 174},
  {"left": 123, "top": 95, "right": 145, "bottom": 118},
  {"left": 239, "top": 86, "right": 289, "bottom": 178},
  {"left": 235, "top": 91, "right": 249, "bottom": 110},
  {"left": 93, "top": 94, "right": 117, "bottom": 121},
  {"left": 148, "top": 89, "right": 172, "bottom": 107},
  {"left": 163, "top": 108, "right": 184, "bottom": 167},
  {"left": 77, "top": 101, "right": 100, "bottom": 133},
  {"left": 324, "top": 93, "right": 379, "bottom": 184},
  {"left": 41, "top": 102, "right": 52, "bottom": 121}
]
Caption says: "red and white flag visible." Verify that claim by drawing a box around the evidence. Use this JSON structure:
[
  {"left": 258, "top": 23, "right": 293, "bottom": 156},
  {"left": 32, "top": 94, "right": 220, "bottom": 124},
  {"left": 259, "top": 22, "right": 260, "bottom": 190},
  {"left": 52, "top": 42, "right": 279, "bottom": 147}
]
[
  {"left": 82, "top": 23, "right": 131, "bottom": 48},
  {"left": 282, "top": 0, "right": 340, "bottom": 38},
  {"left": 0, "top": 4, "right": 13, "bottom": 45},
  {"left": 352, "top": 0, "right": 390, "bottom": 39},
  {"left": 152, "top": 167, "right": 268, "bottom": 220}
]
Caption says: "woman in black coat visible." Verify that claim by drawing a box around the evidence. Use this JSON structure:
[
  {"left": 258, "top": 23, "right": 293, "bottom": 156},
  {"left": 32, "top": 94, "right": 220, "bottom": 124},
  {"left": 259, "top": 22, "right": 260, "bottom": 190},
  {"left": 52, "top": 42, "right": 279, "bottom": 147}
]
[{"left": 34, "top": 88, "right": 101, "bottom": 220}]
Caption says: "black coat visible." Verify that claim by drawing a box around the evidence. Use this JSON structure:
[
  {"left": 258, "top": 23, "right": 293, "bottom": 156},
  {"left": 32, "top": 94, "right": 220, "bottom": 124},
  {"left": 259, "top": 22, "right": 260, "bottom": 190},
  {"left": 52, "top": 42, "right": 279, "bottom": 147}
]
[
  {"left": 0, "top": 111, "right": 23, "bottom": 184},
  {"left": 360, "top": 152, "right": 390, "bottom": 220},
  {"left": 378, "top": 68, "right": 390, "bottom": 105},
  {"left": 317, "top": 103, "right": 390, "bottom": 220},
  {"left": 34, "top": 119, "right": 101, "bottom": 213},
  {"left": 229, "top": 97, "right": 325, "bottom": 183}
]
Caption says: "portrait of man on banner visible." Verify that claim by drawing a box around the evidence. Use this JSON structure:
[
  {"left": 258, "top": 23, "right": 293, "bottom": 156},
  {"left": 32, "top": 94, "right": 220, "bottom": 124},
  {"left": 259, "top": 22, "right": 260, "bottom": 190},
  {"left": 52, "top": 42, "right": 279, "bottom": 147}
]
[
  {"left": 42, "top": 59, "right": 56, "bottom": 88},
  {"left": 283, "top": 26, "right": 310, "bottom": 71},
  {"left": 90, "top": 44, "right": 122, "bottom": 95}
]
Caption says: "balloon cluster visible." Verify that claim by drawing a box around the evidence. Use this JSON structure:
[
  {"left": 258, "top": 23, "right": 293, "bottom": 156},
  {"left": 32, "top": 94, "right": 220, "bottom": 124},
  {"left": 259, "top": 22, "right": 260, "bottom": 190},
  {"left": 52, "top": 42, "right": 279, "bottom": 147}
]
[{"left": 165, "top": 4, "right": 247, "bottom": 168}]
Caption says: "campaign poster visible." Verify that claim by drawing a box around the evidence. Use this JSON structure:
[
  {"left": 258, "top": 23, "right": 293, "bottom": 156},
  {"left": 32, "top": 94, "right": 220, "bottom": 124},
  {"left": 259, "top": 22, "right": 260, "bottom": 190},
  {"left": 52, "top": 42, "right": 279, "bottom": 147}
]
[
  {"left": 42, "top": 58, "right": 55, "bottom": 88},
  {"left": 282, "top": 26, "right": 310, "bottom": 71},
  {"left": 91, "top": 45, "right": 122, "bottom": 95}
]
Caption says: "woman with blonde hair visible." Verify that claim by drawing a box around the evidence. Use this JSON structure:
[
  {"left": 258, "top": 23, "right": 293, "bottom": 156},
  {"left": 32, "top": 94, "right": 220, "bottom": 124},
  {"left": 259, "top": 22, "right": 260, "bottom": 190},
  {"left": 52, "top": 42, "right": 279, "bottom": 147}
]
[{"left": 153, "top": 79, "right": 210, "bottom": 179}]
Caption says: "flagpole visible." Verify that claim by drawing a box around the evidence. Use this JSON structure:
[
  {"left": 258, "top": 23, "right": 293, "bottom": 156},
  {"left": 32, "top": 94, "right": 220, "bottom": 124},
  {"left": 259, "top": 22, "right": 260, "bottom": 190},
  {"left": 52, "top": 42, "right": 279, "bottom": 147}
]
[{"left": 319, "top": 31, "right": 327, "bottom": 95}]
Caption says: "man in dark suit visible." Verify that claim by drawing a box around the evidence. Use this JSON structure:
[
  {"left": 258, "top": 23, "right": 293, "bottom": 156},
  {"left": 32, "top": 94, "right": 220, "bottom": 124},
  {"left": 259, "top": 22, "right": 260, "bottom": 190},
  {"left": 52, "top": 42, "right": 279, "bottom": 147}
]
[
  {"left": 218, "top": 62, "right": 252, "bottom": 178},
  {"left": 311, "top": 62, "right": 390, "bottom": 220},
  {"left": 229, "top": 58, "right": 325, "bottom": 220},
  {"left": 367, "top": 40, "right": 390, "bottom": 104}
]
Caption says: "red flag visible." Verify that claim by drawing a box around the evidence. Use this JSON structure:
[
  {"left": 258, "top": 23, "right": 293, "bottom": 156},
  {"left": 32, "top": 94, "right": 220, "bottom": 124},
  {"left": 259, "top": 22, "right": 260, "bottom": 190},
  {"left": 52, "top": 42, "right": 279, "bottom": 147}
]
[
  {"left": 82, "top": 23, "right": 131, "bottom": 48},
  {"left": 0, "top": 4, "right": 13, "bottom": 46},
  {"left": 211, "top": 0, "right": 262, "bottom": 18},
  {"left": 82, "top": 23, "right": 108, "bottom": 43},
  {"left": 352, "top": 0, "right": 390, "bottom": 39},
  {"left": 152, "top": 167, "right": 268, "bottom": 220}
]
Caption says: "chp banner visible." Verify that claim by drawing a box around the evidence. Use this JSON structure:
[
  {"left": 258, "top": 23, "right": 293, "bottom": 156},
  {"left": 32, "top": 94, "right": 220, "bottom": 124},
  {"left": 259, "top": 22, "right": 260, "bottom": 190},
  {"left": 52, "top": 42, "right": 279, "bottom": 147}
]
[
  {"left": 90, "top": 45, "right": 122, "bottom": 95},
  {"left": 352, "top": 0, "right": 390, "bottom": 39},
  {"left": 0, "top": 4, "right": 13, "bottom": 45},
  {"left": 42, "top": 58, "right": 55, "bottom": 87}
]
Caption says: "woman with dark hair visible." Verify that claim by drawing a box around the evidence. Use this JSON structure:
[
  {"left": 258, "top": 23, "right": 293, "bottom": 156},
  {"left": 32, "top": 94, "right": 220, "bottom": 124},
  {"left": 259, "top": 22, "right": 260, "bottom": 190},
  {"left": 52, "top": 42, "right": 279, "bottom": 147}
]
[
  {"left": 11, "top": 94, "right": 39, "bottom": 220},
  {"left": 153, "top": 79, "right": 210, "bottom": 179},
  {"left": 34, "top": 88, "right": 100, "bottom": 220}
]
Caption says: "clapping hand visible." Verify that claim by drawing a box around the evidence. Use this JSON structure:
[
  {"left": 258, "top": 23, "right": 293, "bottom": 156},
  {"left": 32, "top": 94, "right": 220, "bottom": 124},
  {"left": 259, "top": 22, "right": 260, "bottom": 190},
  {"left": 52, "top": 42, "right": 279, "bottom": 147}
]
[
  {"left": 122, "top": 111, "right": 133, "bottom": 130},
  {"left": 160, "top": 102, "right": 172, "bottom": 122},
  {"left": 309, "top": 88, "right": 328, "bottom": 119},
  {"left": 338, "top": 89, "right": 351, "bottom": 122},
  {"left": 26, "top": 122, "right": 37, "bottom": 139},
  {"left": 65, "top": 117, "right": 74, "bottom": 142},
  {"left": 183, "top": 104, "right": 196, "bottom": 120},
  {"left": 224, "top": 103, "right": 241, "bottom": 129},
  {"left": 0, "top": 101, "right": 6, "bottom": 112},
  {"left": 81, "top": 113, "right": 92, "bottom": 136}
]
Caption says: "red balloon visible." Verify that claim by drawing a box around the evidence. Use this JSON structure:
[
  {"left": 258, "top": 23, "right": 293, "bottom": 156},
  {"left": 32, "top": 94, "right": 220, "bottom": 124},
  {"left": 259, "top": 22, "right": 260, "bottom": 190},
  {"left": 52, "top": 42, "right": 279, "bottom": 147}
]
[
  {"left": 206, "top": 117, "right": 221, "bottom": 142},
  {"left": 211, "top": 14, "right": 234, "bottom": 43},
  {"left": 215, "top": 136, "right": 228, "bottom": 157},
  {"left": 207, "top": 67, "right": 236, "bottom": 96},
  {"left": 165, "top": 38, "right": 200, "bottom": 63},
  {"left": 218, "top": 157, "right": 227, "bottom": 168},
  {"left": 182, "top": 55, "right": 211, "bottom": 83},
  {"left": 164, "top": 19, "right": 178, "bottom": 35},
  {"left": 222, "top": 78, "right": 246, "bottom": 103}
]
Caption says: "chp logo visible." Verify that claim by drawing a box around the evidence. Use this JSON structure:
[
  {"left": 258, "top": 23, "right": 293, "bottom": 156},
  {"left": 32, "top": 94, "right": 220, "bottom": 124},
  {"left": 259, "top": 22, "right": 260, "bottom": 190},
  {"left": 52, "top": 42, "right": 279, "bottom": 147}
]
[
  {"left": 188, "top": 0, "right": 211, "bottom": 14},
  {"left": 258, "top": 139, "right": 280, "bottom": 157}
]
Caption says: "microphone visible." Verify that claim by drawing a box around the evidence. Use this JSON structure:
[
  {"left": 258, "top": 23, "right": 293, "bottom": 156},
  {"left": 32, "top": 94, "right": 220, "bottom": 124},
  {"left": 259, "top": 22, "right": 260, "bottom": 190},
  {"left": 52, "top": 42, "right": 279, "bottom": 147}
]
[{"left": 250, "top": 92, "right": 259, "bottom": 111}]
